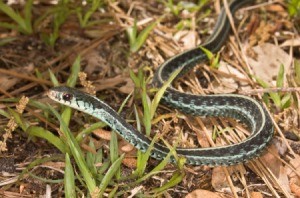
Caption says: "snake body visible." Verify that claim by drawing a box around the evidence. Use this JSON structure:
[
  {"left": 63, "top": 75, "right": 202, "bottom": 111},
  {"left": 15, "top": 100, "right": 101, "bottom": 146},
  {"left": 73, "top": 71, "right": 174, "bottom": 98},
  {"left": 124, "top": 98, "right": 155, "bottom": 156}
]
[{"left": 48, "top": 0, "right": 274, "bottom": 166}]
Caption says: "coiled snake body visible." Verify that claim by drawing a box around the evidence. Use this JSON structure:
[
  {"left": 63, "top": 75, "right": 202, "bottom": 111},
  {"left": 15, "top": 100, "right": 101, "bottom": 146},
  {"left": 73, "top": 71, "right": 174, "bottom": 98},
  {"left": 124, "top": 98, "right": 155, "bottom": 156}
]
[{"left": 48, "top": 0, "right": 274, "bottom": 166}]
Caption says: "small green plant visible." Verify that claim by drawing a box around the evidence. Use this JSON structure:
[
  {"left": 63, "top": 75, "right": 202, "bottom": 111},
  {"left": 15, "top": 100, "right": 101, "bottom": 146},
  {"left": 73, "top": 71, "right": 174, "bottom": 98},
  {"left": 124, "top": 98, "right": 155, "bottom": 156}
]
[
  {"left": 287, "top": 0, "right": 300, "bottom": 17},
  {"left": 0, "top": 57, "right": 187, "bottom": 196},
  {"left": 0, "top": 0, "right": 33, "bottom": 34},
  {"left": 255, "top": 64, "right": 292, "bottom": 110},
  {"left": 200, "top": 46, "right": 220, "bottom": 68},
  {"left": 294, "top": 59, "right": 300, "bottom": 85},
  {"left": 129, "top": 66, "right": 182, "bottom": 176},
  {"left": 159, "top": 0, "right": 209, "bottom": 16},
  {"left": 76, "top": 0, "right": 103, "bottom": 28},
  {"left": 287, "top": 0, "right": 300, "bottom": 30},
  {"left": 39, "top": 0, "right": 72, "bottom": 47},
  {"left": 126, "top": 19, "right": 158, "bottom": 53}
]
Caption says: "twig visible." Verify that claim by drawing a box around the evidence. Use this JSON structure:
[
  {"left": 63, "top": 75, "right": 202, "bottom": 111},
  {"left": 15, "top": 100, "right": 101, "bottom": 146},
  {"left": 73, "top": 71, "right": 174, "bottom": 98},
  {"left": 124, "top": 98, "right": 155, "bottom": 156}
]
[{"left": 240, "top": 87, "right": 300, "bottom": 95}]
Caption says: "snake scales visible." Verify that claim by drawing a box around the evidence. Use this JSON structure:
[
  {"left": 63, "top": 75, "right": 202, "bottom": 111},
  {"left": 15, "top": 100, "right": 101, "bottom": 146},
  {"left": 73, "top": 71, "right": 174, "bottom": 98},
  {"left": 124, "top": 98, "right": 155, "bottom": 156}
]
[{"left": 48, "top": 0, "right": 274, "bottom": 166}]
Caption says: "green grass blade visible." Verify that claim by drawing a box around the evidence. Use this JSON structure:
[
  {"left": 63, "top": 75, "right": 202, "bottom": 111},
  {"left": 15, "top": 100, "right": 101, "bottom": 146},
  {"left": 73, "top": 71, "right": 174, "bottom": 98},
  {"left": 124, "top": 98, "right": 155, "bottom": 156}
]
[
  {"left": 29, "top": 172, "right": 63, "bottom": 183},
  {"left": 199, "top": 46, "right": 213, "bottom": 60},
  {"left": 150, "top": 171, "right": 184, "bottom": 194},
  {"left": 276, "top": 64, "right": 285, "bottom": 88},
  {"left": 0, "top": 109, "right": 10, "bottom": 118},
  {"left": 48, "top": 104, "right": 96, "bottom": 195},
  {"left": 86, "top": 140, "right": 97, "bottom": 176},
  {"left": 24, "top": 0, "right": 33, "bottom": 33},
  {"left": 61, "top": 107, "right": 72, "bottom": 127},
  {"left": 141, "top": 86, "right": 151, "bottom": 135},
  {"left": 26, "top": 126, "right": 68, "bottom": 153},
  {"left": 295, "top": 60, "right": 300, "bottom": 85},
  {"left": 135, "top": 149, "right": 173, "bottom": 184},
  {"left": 110, "top": 131, "right": 120, "bottom": 178},
  {"left": 150, "top": 67, "right": 182, "bottom": 119},
  {"left": 8, "top": 108, "right": 29, "bottom": 131},
  {"left": 126, "top": 20, "right": 137, "bottom": 50},
  {"left": 0, "top": 22, "right": 18, "bottom": 31},
  {"left": 48, "top": 69, "right": 60, "bottom": 86},
  {"left": 61, "top": 56, "right": 81, "bottom": 126},
  {"left": 99, "top": 154, "right": 125, "bottom": 196},
  {"left": 81, "top": 0, "right": 101, "bottom": 27},
  {"left": 255, "top": 76, "right": 281, "bottom": 108},
  {"left": 75, "top": 122, "right": 106, "bottom": 142},
  {"left": 108, "top": 185, "right": 119, "bottom": 198},
  {"left": 66, "top": 56, "right": 81, "bottom": 87},
  {"left": 64, "top": 153, "right": 76, "bottom": 198},
  {"left": 280, "top": 93, "right": 292, "bottom": 109},
  {"left": 0, "top": 2, "right": 26, "bottom": 30},
  {"left": 130, "top": 20, "right": 157, "bottom": 53},
  {"left": 134, "top": 133, "right": 160, "bottom": 177},
  {"left": 0, "top": 37, "right": 16, "bottom": 46}
]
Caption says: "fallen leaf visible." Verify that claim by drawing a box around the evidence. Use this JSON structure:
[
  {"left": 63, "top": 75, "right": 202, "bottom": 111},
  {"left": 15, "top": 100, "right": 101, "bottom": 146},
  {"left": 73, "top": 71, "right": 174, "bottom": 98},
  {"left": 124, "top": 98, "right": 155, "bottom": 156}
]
[
  {"left": 213, "top": 61, "right": 249, "bottom": 93},
  {"left": 119, "top": 78, "right": 135, "bottom": 94},
  {"left": 122, "top": 156, "right": 137, "bottom": 168},
  {"left": 84, "top": 50, "right": 109, "bottom": 76},
  {"left": 0, "top": 75, "right": 18, "bottom": 91},
  {"left": 280, "top": 37, "right": 300, "bottom": 47},
  {"left": 266, "top": 4, "right": 285, "bottom": 12},
  {"left": 128, "top": 186, "right": 143, "bottom": 198},
  {"left": 211, "top": 167, "right": 229, "bottom": 191},
  {"left": 174, "top": 30, "right": 198, "bottom": 50},
  {"left": 185, "top": 189, "right": 222, "bottom": 198},
  {"left": 250, "top": 191, "right": 264, "bottom": 198},
  {"left": 94, "top": 75, "right": 128, "bottom": 91},
  {"left": 120, "top": 142, "right": 135, "bottom": 152},
  {"left": 247, "top": 43, "right": 292, "bottom": 85},
  {"left": 93, "top": 129, "right": 112, "bottom": 141},
  {"left": 290, "top": 182, "right": 300, "bottom": 197},
  {"left": 261, "top": 144, "right": 282, "bottom": 177},
  {"left": 286, "top": 154, "right": 300, "bottom": 181}
]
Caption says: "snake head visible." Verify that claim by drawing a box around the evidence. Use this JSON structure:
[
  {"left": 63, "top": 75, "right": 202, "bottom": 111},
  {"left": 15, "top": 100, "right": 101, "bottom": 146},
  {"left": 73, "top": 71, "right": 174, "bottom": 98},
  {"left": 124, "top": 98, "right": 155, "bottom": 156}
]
[
  {"left": 47, "top": 86, "right": 102, "bottom": 113},
  {"left": 47, "top": 86, "right": 78, "bottom": 105}
]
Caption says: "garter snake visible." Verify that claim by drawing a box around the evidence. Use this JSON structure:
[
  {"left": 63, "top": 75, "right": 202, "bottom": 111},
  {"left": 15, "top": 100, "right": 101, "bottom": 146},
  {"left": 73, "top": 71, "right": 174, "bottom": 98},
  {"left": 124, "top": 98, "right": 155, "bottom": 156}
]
[{"left": 48, "top": 0, "right": 274, "bottom": 166}]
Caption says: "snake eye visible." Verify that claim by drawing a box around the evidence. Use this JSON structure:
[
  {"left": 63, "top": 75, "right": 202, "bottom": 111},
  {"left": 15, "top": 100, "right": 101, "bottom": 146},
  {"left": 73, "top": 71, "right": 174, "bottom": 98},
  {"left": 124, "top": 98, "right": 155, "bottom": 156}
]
[{"left": 62, "top": 93, "right": 73, "bottom": 101}]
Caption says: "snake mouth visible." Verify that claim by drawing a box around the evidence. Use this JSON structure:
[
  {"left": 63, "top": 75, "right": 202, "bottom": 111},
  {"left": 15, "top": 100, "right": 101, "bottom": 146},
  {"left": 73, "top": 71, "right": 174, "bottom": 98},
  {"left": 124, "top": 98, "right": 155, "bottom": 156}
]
[{"left": 47, "top": 89, "right": 57, "bottom": 100}]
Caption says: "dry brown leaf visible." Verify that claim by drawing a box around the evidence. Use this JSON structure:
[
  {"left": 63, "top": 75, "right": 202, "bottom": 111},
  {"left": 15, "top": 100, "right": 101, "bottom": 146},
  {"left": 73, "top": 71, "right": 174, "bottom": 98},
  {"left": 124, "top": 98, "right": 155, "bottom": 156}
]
[
  {"left": 247, "top": 43, "right": 292, "bottom": 85},
  {"left": 211, "top": 167, "right": 229, "bottom": 191},
  {"left": 278, "top": 166, "right": 292, "bottom": 194},
  {"left": 94, "top": 75, "right": 127, "bottom": 91},
  {"left": 122, "top": 157, "right": 137, "bottom": 168},
  {"left": 128, "top": 186, "right": 143, "bottom": 198},
  {"left": 286, "top": 154, "right": 300, "bottom": 181},
  {"left": 265, "top": 4, "right": 285, "bottom": 12},
  {"left": 120, "top": 142, "right": 135, "bottom": 152},
  {"left": 260, "top": 144, "right": 292, "bottom": 193},
  {"left": 213, "top": 61, "right": 248, "bottom": 93},
  {"left": 290, "top": 182, "right": 300, "bottom": 197},
  {"left": 93, "top": 129, "right": 112, "bottom": 140},
  {"left": 43, "top": 161, "right": 65, "bottom": 169},
  {"left": 261, "top": 145, "right": 282, "bottom": 177},
  {"left": 81, "top": 143, "right": 97, "bottom": 154},
  {"left": 118, "top": 78, "right": 135, "bottom": 94},
  {"left": 84, "top": 51, "right": 109, "bottom": 76},
  {"left": 248, "top": 21, "right": 275, "bottom": 46},
  {"left": 250, "top": 191, "right": 264, "bottom": 198},
  {"left": 185, "top": 189, "right": 222, "bottom": 198},
  {"left": 0, "top": 75, "right": 18, "bottom": 91},
  {"left": 174, "top": 30, "right": 198, "bottom": 50},
  {"left": 280, "top": 37, "right": 300, "bottom": 47},
  {"left": 273, "top": 137, "right": 288, "bottom": 156}
]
